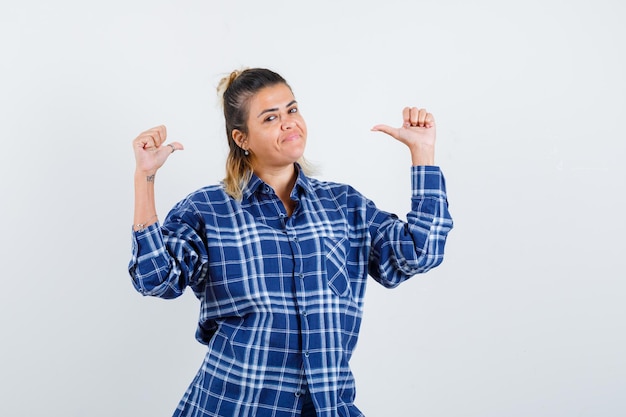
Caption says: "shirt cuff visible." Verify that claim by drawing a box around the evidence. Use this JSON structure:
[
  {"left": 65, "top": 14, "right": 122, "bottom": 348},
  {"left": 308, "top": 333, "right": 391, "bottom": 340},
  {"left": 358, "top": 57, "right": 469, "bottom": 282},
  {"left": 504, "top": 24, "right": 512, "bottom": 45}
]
[
  {"left": 411, "top": 165, "right": 448, "bottom": 198},
  {"left": 130, "top": 221, "right": 166, "bottom": 260}
]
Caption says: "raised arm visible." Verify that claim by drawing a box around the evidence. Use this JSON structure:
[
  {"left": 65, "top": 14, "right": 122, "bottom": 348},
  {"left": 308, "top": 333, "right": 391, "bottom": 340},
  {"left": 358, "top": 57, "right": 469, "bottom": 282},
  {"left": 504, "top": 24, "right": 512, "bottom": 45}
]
[
  {"left": 132, "top": 125, "right": 183, "bottom": 231},
  {"left": 368, "top": 107, "right": 453, "bottom": 286}
]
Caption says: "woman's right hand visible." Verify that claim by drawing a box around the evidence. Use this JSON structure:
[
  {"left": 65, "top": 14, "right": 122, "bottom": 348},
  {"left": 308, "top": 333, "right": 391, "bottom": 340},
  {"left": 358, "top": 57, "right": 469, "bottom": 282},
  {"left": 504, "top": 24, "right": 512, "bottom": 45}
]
[{"left": 132, "top": 125, "right": 184, "bottom": 175}]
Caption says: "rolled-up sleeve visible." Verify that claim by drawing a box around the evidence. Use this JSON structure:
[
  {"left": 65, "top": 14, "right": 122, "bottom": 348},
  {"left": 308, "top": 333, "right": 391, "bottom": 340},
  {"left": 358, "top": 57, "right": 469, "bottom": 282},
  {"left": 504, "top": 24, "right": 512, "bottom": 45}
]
[
  {"left": 369, "top": 165, "right": 454, "bottom": 287},
  {"left": 128, "top": 205, "right": 208, "bottom": 299}
]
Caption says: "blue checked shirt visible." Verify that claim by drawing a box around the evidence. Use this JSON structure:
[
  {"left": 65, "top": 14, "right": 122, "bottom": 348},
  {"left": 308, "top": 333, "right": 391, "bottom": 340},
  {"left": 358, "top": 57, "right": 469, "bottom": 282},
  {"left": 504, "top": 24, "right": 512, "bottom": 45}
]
[{"left": 129, "top": 165, "right": 453, "bottom": 417}]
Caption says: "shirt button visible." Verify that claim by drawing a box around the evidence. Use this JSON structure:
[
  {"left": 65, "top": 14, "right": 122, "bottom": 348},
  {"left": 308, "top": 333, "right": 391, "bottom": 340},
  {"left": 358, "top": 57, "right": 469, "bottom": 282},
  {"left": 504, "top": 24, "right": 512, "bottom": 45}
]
[
  {"left": 299, "top": 273, "right": 304, "bottom": 279},
  {"left": 304, "top": 351, "right": 309, "bottom": 358},
  {"left": 302, "top": 310, "right": 307, "bottom": 316},
  {"left": 295, "top": 391, "right": 301, "bottom": 397}
]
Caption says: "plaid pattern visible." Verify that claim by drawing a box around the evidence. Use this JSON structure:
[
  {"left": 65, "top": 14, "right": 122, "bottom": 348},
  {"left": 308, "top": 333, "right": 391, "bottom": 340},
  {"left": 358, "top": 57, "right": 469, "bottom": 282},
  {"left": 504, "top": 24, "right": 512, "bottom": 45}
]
[{"left": 129, "top": 165, "right": 453, "bottom": 417}]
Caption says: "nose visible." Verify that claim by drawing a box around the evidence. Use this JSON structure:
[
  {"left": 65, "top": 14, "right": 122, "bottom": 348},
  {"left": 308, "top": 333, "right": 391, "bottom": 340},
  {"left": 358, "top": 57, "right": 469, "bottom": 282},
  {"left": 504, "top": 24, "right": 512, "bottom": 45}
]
[{"left": 282, "top": 118, "right": 295, "bottom": 130}]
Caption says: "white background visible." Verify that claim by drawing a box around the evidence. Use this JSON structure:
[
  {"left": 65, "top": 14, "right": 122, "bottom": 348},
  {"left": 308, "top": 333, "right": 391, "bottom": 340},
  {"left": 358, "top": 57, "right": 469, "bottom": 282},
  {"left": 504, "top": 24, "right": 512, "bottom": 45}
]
[{"left": 1, "top": 1, "right": 625, "bottom": 416}]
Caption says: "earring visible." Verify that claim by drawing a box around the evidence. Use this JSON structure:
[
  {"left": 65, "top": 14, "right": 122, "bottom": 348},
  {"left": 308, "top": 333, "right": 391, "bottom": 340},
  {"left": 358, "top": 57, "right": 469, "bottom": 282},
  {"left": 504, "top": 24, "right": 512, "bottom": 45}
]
[{"left": 244, "top": 149, "right": 249, "bottom": 156}]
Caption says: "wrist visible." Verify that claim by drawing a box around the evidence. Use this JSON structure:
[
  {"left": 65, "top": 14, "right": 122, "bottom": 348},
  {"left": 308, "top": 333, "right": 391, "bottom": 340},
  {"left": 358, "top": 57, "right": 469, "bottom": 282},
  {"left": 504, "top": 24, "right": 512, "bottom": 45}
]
[
  {"left": 409, "top": 144, "right": 435, "bottom": 166},
  {"left": 133, "top": 214, "right": 158, "bottom": 232},
  {"left": 135, "top": 169, "right": 157, "bottom": 182}
]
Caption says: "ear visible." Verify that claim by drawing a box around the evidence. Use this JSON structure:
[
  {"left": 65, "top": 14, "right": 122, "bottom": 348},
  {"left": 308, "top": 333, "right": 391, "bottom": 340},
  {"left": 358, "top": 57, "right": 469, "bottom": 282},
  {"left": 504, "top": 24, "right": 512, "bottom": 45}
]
[{"left": 232, "top": 129, "right": 246, "bottom": 148}]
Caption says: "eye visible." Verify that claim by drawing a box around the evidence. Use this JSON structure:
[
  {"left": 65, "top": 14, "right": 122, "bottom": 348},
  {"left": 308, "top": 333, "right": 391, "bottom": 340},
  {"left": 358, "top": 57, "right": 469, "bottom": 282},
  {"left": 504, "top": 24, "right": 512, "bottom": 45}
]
[
  {"left": 288, "top": 107, "right": 298, "bottom": 114},
  {"left": 264, "top": 115, "right": 277, "bottom": 122}
]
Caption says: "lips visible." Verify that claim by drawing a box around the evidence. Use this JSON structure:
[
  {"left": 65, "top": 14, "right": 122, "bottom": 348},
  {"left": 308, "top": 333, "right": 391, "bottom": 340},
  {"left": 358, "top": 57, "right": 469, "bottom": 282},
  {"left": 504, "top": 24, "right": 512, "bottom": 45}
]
[{"left": 282, "top": 133, "right": 300, "bottom": 142}]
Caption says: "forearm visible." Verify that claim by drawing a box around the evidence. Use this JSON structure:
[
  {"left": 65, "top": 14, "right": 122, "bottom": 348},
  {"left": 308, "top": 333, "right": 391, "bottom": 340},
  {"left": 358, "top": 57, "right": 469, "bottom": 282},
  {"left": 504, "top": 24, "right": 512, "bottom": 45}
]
[
  {"left": 131, "top": 124, "right": 182, "bottom": 230},
  {"left": 133, "top": 170, "right": 158, "bottom": 231},
  {"left": 409, "top": 143, "right": 435, "bottom": 166}
]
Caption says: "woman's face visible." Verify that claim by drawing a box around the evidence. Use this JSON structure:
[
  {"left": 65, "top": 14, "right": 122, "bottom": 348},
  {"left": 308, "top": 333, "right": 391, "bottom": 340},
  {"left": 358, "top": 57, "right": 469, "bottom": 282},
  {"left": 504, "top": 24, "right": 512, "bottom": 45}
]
[{"left": 238, "top": 83, "right": 307, "bottom": 170}]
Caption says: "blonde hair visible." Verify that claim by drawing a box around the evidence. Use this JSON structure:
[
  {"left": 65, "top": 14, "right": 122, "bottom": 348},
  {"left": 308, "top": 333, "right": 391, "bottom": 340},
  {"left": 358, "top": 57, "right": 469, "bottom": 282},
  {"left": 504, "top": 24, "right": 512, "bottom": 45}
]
[{"left": 217, "top": 68, "right": 312, "bottom": 200}]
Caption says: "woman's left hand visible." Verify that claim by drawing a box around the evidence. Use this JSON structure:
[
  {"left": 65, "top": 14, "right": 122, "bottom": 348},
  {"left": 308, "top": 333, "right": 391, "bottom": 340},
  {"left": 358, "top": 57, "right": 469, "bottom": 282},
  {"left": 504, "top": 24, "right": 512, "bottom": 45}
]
[{"left": 371, "top": 107, "right": 436, "bottom": 165}]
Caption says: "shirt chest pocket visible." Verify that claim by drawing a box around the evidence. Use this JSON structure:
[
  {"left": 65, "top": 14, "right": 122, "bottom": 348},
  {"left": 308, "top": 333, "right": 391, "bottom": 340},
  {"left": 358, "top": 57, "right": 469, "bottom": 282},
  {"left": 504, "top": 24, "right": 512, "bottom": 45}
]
[{"left": 324, "top": 235, "right": 351, "bottom": 297}]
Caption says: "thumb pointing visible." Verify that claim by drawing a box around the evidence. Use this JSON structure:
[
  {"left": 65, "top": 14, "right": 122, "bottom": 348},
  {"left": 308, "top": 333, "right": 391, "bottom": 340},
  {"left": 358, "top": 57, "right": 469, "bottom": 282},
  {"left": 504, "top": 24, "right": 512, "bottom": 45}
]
[
  {"left": 167, "top": 141, "right": 184, "bottom": 152},
  {"left": 159, "top": 141, "right": 184, "bottom": 163},
  {"left": 161, "top": 141, "right": 184, "bottom": 156},
  {"left": 371, "top": 124, "right": 399, "bottom": 139}
]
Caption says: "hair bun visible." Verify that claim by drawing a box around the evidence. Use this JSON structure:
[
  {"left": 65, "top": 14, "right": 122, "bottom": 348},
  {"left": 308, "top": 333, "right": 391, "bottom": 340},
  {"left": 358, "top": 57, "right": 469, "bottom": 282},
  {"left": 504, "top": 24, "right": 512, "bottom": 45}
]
[{"left": 217, "top": 68, "right": 248, "bottom": 101}]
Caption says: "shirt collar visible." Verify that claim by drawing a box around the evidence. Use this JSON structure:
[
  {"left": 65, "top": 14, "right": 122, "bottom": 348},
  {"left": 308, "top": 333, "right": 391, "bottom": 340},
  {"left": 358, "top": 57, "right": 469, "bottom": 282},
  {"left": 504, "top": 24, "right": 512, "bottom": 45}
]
[{"left": 241, "top": 163, "right": 313, "bottom": 200}]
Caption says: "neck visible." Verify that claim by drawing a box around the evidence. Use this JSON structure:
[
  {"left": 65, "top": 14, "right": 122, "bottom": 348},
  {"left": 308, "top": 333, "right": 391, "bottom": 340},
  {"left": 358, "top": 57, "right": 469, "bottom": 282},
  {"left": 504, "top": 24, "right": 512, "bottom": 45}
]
[
  {"left": 254, "top": 163, "right": 297, "bottom": 200},
  {"left": 254, "top": 163, "right": 298, "bottom": 216}
]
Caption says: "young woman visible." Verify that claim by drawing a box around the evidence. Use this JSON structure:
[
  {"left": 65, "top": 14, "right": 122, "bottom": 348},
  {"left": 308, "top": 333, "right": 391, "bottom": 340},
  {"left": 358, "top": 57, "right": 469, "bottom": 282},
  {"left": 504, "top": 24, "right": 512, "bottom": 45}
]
[{"left": 129, "top": 68, "right": 453, "bottom": 417}]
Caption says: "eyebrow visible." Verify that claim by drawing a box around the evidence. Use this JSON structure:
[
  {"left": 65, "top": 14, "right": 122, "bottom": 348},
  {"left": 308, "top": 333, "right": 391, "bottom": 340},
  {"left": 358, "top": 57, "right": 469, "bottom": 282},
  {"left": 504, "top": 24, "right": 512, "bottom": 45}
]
[{"left": 257, "top": 100, "right": 298, "bottom": 118}]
